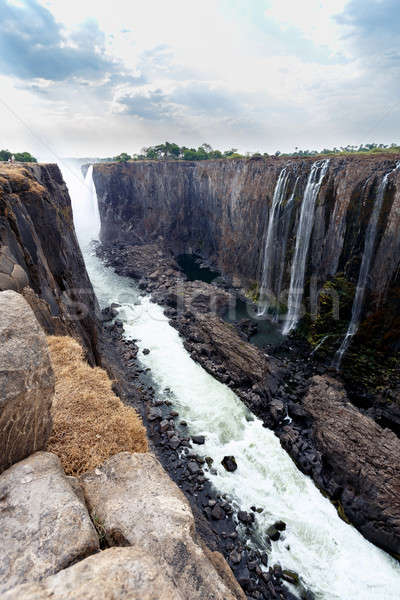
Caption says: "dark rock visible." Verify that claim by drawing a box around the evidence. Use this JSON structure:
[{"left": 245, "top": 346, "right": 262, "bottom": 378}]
[
  {"left": 192, "top": 435, "right": 205, "bottom": 445},
  {"left": 142, "top": 348, "right": 150, "bottom": 355},
  {"left": 274, "top": 520, "right": 286, "bottom": 531},
  {"left": 229, "top": 550, "right": 242, "bottom": 565},
  {"left": 266, "top": 526, "right": 280, "bottom": 542},
  {"left": 282, "top": 570, "right": 299, "bottom": 585},
  {"left": 221, "top": 456, "right": 237, "bottom": 472},
  {"left": 211, "top": 504, "right": 225, "bottom": 520},
  {"left": 187, "top": 461, "right": 201, "bottom": 475},
  {"left": 237, "top": 511, "right": 254, "bottom": 525}
]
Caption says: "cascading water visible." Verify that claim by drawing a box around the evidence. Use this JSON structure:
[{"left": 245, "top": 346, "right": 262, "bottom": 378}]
[
  {"left": 61, "top": 164, "right": 400, "bottom": 600},
  {"left": 274, "top": 177, "right": 299, "bottom": 321},
  {"left": 333, "top": 164, "right": 399, "bottom": 369},
  {"left": 283, "top": 160, "right": 329, "bottom": 335},
  {"left": 258, "top": 168, "right": 290, "bottom": 316}
]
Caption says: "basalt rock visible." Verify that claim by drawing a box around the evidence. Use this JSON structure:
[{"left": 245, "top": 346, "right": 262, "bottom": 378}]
[
  {"left": 93, "top": 156, "right": 400, "bottom": 319},
  {"left": 0, "top": 163, "right": 100, "bottom": 362},
  {"left": 302, "top": 375, "right": 400, "bottom": 556}
]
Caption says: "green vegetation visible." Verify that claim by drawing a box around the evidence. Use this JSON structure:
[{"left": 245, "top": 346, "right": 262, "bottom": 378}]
[
  {"left": 0, "top": 149, "right": 37, "bottom": 162},
  {"left": 108, "top": 141, "right": 400, "bottom": 163}
]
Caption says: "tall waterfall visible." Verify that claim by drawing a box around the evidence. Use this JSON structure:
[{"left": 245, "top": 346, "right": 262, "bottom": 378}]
[
  {"left": 65, "top": 163, "right": 101, "bottom": 247},
  {"left": 274, "top": 176, "right": 299, "bottom": 321},
  {"left": 283, "top": 159, "right": 329, "bottom": 335},
  {"left": 258, "top": 168, "right": 290, "bottom": 316},
  {"left": 333, "top": 164, "right": 399, "bottom": 368}
]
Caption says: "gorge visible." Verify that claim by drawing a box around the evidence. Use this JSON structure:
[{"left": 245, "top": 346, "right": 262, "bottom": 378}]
[
  {"left": 80, "top": 157, "right": 400, "bottom": 597},
  {"left": 0, "top": 157, "right": 399, "bottom": 600}
]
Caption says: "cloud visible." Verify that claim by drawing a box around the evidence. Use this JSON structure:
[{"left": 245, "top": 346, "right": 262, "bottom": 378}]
[
  {"left": 115, "top": 88, "right": 171, "bottom": 120},
  {"left": 0, "top": 0, "right": 120, "bottom": 81}
]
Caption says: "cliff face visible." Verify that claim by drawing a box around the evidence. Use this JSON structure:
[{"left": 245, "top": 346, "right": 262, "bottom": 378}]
[
  {"left": 93, "top": 156, "right": 400, "bottom": 299},
  {"left": 0, "top": 163, "right": 99, "bottom": 362}
]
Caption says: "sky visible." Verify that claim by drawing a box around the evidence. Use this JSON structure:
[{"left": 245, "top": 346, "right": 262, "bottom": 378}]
[{"left": 0, "top": 0, "right": 399, "bottom": 159}]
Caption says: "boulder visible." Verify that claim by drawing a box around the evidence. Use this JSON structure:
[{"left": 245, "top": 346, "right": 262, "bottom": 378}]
[
  {"left": 0, "top": 290, "right": 54, "bottom": 473},
  {"left": 0, "top": 452, "right": 99, "bottom": 593},
  {"left": 222, "top": 455, "right": 238, "bottom": 472},
  {"left": 80, "top": 452, "right": 244, "bottom": 600},
  {"left": 2, "top": 547, "right": 183, "bottom": 600}
]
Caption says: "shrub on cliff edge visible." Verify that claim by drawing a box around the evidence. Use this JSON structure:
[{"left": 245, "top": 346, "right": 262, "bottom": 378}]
[{"left": 46, "top": 335, "right": 148, "bottom": 475}]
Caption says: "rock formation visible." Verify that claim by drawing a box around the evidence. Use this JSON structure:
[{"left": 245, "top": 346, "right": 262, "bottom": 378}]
[
  {"left": 0, "top": 163, "right": 99, "bottom": 362},
  {"left": 0, "top": 290, "right": 54, "bottom": 473}
]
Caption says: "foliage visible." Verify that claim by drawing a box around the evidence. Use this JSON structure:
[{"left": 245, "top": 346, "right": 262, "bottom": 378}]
[
  {"left": 113, "top": 152, "right": 131, "bottom": 162},
  {"left": 0, "top": 149, "right": 37, "bottom": 162},
  {"left": 109, "top": 141, "right": 400, "bottom": 163}
]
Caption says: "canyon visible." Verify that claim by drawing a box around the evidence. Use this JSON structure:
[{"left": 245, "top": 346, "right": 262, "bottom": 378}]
[{"left": 1, "top": 158, "right": 400, "bottom": 599}]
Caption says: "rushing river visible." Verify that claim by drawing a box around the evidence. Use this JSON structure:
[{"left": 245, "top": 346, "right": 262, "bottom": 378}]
[{"left": 62, "top": 164, "right": 400, "bottom": 600}]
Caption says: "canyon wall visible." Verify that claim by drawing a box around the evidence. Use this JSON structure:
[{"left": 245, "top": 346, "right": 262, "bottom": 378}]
[
  {"left": 0, "top": 163, "right": 99, "bottom": 362},
  {"left": 93, "top": 155, "right": 400, "bottom": 326}
]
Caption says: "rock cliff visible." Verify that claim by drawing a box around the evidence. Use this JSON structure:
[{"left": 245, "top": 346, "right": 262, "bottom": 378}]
[
  {"left": 0, "top": 163, "right": 99, "bottom": 362},
  {"left": 93, "top": 155, "right": 400, "bottom": 300}
]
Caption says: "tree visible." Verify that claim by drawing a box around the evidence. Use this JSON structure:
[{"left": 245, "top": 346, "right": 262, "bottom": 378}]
[
  {"left": 13, "top": 151, "right": 37, "bottom": 162},
  {"left": 113, "top": 152, "right": 131, "bottom": 162},
  {"left": 0, "top": 149, "right": 11, "bottom": 161}
]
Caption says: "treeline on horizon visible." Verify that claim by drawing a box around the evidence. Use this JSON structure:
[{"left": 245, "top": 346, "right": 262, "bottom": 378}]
[
  {"left": 108, "top": 141, "right": 400, "bottom": 162},
  {"left": 0, "top": 149, "right": 37, "bottom": 163}
]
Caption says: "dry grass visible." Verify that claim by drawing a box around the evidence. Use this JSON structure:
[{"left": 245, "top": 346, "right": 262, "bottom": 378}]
[{"left": 46, "top": 335, "right": 148, "bottom": 475}]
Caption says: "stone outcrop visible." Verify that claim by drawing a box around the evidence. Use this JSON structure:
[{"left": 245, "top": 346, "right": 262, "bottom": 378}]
[
  {"left": 0, "top": 290, "right": 54, "bottom": 473},
  {"left": 80, "top": 452, "right": 245, "bottom": 600},
  {"left": 3, "top": 547, "right": 189, "bottom": 600},
  {"left": 0, "top": 452, "right": 99, "bottom": 593},
  {"left": 302, "top": 375, "right": 400, "bottom": 556},
  {"left": 0, "top": 163, "right": 99, "bottom": 362}
]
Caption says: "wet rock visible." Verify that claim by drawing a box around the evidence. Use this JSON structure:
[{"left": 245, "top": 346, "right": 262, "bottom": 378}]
[
  {"left": 274, "top": 520, "right": 286, "bottom": 531},
  {"left": 222, "top": 456, "right": 238, "bottom": 472},
  {"left": 192, "top": 435, "right": 206, "bottom": 445},
  {"left": 266, "top": 526, "right": 280, "bottom": 542},
  {"left": 282, "top": 570, "right": 299, "bottom": 585},
  {"left": 142, "top": 348, "right": 150, "bottom": 355},
  {"left": 237, "top": 511, "right": 255, "bottom": 525}
]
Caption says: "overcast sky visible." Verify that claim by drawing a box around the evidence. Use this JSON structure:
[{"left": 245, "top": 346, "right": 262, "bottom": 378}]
[{"left": 0, "top": 0, "right": 398, "bottom": 159}]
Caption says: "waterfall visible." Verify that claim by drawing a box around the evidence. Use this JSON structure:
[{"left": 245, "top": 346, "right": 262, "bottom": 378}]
[
  {"left": 333, "top": 164, "right": 399, "bottom": 369},
  {"left": 64, "top": 163, "right": 100, "bottom": 247},
  {"left": 273, "top": 176, "right": 299, "bottom": 321},
  {"left": 258, "top": 168, "right": 290, "bottom": 316},
  {"left": 283, "top": 160, "right": 329, "bottom": 335}
]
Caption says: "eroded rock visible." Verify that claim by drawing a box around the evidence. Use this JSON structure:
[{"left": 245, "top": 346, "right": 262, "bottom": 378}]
[
  {"left": 2, "top": 547, "right": 183, "bottom": 600},
  {"left": 80, "top": 452, "right": 245, "bottom": 600},
  {"left": 0, "top": 452, "right": 99, "bottom": 593},
  {"left": 0, "top": 290, "right": 54, "bottom": 473}
]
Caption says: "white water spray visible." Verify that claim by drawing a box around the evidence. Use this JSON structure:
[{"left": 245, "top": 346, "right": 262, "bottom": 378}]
[
  {"left": 258, "top": 168, "right": 290, "bottom": 316},
  {"left": 61, "top": 164, "right": 400, "bottom": 600},
  {"left": 333, "top": 164, "right": 399, "bottom": 369},
  {"left": 283, "top": 160, "right": 329, "bottom": 335}
]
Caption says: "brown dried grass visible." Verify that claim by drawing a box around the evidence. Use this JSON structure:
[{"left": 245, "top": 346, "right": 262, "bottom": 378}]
[{"left": 46, "top": 335, "right": 148, "bottom": 475}]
